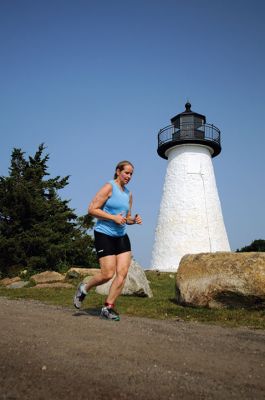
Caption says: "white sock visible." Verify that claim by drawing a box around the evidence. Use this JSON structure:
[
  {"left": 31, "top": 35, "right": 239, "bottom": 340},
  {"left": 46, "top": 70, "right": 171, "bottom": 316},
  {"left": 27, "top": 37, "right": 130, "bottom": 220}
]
[{"left": 81, "top": 284, "right": 88, "bottom": 295}]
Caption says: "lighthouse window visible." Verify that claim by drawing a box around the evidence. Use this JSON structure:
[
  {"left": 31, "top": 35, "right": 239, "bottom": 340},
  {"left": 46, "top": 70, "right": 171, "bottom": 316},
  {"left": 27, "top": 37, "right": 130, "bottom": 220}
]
[
  {"left": 180, "top": 116, "right": 193, "bottom": 137},
  {"left": 194, "top": 116, "right": 203, "bottom": 128},
  {"left": 194, "top": 117, "right": 205, "bottom": 139},
  {"left": 180, "top": 116, "right": 193, "bottom": 124}
]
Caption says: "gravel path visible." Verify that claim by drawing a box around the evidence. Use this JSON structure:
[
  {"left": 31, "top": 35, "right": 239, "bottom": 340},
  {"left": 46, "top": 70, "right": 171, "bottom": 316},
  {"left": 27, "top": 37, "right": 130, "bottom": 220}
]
[{"left": 0, "top": 297, "right": 265, "bottom": 400}]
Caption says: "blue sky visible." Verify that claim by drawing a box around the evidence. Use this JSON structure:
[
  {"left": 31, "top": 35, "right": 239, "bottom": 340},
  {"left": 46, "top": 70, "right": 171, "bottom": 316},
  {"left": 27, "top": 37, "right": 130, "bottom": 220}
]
[{"left": 0, "top": 0, "right": 264, "bottom": 268}]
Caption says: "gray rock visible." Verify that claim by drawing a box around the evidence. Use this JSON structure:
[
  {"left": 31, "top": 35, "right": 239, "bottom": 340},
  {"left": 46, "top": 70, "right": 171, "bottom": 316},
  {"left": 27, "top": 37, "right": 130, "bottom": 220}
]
[
  {"left": 96, "top": 259, "right": 153, "bottom": 298},
  {"left": 7, "top": 281, "right": 30, "bottom": 289},
  {"left": 176, "top": 252, "right": 265, "bottom": 309}
]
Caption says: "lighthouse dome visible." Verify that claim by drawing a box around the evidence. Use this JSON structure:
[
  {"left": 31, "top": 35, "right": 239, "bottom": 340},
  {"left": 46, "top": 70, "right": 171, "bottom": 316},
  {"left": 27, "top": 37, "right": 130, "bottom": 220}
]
[{"left": 157, "top": 102, "right": 221, "bottom": 159}]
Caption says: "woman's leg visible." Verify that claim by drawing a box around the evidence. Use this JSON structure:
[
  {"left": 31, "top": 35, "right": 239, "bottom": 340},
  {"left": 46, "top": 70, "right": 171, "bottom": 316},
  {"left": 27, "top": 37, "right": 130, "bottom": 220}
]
[
  {"left": 83, "top": 255, "right": 117, "bottom": 292},
  {"left": 105, "top": 251, "right": 132, "bottom": 305},
  {"left": 73, "top": 255, "right": 118, "bottom": 309}
]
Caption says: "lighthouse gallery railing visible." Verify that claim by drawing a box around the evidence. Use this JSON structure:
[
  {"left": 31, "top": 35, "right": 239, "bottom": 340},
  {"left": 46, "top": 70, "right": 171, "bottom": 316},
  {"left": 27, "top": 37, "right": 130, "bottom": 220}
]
[{"left": 157, "top": 122, "right": 221, "bottom": 158}]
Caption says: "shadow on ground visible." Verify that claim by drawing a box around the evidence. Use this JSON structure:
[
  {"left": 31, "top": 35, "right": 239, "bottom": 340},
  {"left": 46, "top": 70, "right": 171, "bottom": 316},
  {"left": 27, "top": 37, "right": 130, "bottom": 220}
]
[{"left": 72, "top": 307, "right": 101, "bottom": 317}]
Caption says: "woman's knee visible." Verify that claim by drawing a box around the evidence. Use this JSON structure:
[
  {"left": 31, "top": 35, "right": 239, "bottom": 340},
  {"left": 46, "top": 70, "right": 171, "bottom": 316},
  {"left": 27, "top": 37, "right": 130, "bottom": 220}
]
[
  {"left": 101, "top": 270, "right": 115, "bottom": 281},
  {"left": 99, "top": 256, "right": 117, "bottom": 281},
  {"left": 115, "top": 272, "right": 127, "bottom": 286}
]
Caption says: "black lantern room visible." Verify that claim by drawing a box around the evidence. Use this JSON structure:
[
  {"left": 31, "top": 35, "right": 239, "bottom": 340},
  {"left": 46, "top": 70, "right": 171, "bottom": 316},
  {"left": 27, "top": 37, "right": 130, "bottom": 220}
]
[{"left": 157, "top": 102, "right": 221, "bottom": 159}]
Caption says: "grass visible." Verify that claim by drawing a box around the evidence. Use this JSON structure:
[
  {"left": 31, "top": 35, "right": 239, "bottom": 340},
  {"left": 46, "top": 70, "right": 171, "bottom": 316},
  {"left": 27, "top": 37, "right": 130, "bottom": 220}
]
[{"left": 0, "top": 271, "right": 264, "bottom": 329}]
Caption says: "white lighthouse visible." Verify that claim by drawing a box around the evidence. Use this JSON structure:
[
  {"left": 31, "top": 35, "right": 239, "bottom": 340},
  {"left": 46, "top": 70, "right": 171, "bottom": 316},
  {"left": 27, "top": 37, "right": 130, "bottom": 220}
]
[{"left": 152, "top": 102, "right": 230, "bottom": 272}]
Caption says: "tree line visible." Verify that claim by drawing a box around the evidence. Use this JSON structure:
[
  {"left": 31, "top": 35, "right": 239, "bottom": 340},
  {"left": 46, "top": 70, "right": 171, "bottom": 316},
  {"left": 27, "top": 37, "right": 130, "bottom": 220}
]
[
  {"left": 0, "top": 144, "right": 98, "bottom": 278},
  {"left": 237, "top": 239, "right": 265, "bottom": 253}
]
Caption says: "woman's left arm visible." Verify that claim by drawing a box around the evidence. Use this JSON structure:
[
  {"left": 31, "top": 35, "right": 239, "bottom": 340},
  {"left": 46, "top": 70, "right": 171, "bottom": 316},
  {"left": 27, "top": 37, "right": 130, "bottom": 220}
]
[{"left": 126, "top": 193, "right": 142, "bottom": 225}]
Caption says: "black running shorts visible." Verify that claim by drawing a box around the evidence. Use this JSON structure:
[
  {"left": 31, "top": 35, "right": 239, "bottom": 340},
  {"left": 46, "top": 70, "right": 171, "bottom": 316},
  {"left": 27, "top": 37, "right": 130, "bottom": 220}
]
[{"left": 94, "top": 230, "right": 131, "bottom": 259}]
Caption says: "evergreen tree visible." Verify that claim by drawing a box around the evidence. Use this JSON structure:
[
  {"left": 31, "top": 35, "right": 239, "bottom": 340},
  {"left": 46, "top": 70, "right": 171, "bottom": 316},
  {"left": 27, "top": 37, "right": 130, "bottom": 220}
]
[{"left": 0, "top": 144, "right": 98, "bottom": 277}]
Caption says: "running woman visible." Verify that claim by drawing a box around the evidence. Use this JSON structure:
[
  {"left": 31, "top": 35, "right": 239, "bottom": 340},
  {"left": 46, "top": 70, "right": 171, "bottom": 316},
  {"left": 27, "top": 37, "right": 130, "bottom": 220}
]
[{"left": 73, "top": 160, "right": 142, "bottom": 321}]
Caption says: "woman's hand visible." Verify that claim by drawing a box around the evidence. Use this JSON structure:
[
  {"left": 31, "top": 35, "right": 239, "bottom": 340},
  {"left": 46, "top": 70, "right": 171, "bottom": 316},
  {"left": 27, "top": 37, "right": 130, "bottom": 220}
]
[
  {"left": 113, "top": 213, "right": 127, "bottom": 225},
  {"left": 134, "top": 214, "right": 142, "bottom": 224}
]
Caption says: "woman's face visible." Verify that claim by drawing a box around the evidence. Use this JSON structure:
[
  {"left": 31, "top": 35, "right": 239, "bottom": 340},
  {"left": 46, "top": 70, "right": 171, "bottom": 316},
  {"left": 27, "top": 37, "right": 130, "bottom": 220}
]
[{"left": 117, "top": 164, "right": 134, "bottom": 185}]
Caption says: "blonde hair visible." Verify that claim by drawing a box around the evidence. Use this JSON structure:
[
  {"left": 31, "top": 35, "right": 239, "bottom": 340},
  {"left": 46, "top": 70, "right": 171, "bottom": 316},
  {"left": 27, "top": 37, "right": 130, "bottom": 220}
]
[{"left": 114, "top": 160, "right": 134, "bottom": 179}]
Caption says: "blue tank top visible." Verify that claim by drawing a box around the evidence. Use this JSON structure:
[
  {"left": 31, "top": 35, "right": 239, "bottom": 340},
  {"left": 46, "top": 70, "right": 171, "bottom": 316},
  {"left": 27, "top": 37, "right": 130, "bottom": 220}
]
[{"left": 95, "top": 180, "right": 130, "bottom": 237}]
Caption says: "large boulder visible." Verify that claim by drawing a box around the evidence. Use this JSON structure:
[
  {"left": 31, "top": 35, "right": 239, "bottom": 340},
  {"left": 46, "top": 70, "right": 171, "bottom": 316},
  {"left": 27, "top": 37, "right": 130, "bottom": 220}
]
[
  {"left": 176, "top": 252, "right": 265, "bottom": 309},
  {"left": 31, "top": 271, "right": 65, "bottom": 284},
  {"left": 96, "top": 259, "right": 153, "bottom": 298},
  {"left": 66, "top": 267, "right": 100, "bottom": 279}
]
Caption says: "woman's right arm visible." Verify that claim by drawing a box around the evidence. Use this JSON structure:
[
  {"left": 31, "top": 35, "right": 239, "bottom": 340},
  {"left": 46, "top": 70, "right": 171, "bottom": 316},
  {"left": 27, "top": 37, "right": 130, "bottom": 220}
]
[{"left": 88, "top": 183, "right": 126, "bottom": 225}]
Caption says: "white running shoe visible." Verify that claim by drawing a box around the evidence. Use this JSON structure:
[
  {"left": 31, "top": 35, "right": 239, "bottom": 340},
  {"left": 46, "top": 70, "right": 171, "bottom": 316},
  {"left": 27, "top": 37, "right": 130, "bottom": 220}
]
[{"left": 73, "top": 283, "right": 87, "bottom": 309}]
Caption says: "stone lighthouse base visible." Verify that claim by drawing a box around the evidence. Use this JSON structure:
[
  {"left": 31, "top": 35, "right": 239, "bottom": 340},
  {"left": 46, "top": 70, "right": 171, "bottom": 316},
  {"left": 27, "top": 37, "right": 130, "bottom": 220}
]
[{"left": 151, "top": 144, "right": 230, "bottom": 272}]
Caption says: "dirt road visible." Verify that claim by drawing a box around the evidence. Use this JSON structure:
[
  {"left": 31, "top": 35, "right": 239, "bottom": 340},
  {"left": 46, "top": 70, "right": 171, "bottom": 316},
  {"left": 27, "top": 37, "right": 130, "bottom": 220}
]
[{"left": 0, "top": 297, "right": 264, "bottom": 400}]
